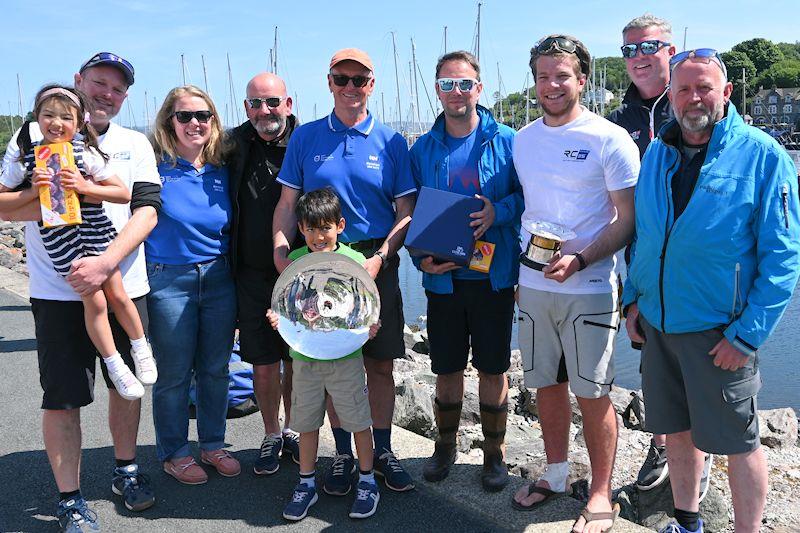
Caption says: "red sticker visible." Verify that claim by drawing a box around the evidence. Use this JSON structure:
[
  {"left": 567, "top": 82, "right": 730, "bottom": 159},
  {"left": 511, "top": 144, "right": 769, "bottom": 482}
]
[
  {"left": 481, "top": 243, "right": 492, "bottom": 256},
  {"left": 37, "top": 146, "right": 52, "bottom": 160}
]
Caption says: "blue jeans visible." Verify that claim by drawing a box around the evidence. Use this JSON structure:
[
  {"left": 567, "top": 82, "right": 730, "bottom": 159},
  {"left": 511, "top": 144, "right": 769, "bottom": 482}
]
[{"left": 147, "top": 256, "right": 237, "bottom": 462}]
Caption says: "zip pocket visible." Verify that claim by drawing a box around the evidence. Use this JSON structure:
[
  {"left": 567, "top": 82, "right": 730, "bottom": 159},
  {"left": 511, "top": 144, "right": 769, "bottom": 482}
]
[
  {"left": 782, "top": 183, "right": 790, "bottom": 229},
  {"left": 731, "top": 262, "right": 741, "bottom": 321}
]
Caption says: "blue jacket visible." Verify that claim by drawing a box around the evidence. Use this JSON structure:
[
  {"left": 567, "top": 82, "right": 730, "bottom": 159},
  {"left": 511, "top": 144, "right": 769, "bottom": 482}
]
[
  {"left": 409, "top": 105, "right": 522, "bottom": 294},
  {"left": 623, "top": 103, "right": 800, "bottom": 356}
]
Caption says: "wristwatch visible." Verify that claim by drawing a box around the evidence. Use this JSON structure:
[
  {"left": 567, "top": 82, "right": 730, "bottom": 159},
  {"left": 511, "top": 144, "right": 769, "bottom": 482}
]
[
  {"left": 374, "top": 250, "right": 389, "bottom": 270},
  {"left": 573, "top": 252, "right": 588, "bottom": 271}
]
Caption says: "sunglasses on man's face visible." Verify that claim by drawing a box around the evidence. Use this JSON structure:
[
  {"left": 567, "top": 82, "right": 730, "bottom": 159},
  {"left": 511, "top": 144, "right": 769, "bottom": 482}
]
[
  {"left": 246, "top": 97, "right": 284, "bottom": 109},
  {"left": 173, "top": 110, "right": 213, "bottom": 124},
  {"left": 621, "top": 40, "right": 671, "bottom": 58},
  {"left": 436, "top": 78, "right": 479, "bottom": 93},
  {"left": 330, "top": 74, "right": 372, "bottom": 88}
]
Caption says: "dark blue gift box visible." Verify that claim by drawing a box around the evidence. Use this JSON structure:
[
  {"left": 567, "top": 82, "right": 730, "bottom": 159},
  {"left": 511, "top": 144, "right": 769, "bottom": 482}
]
[{"left": 404, "top": 186, "right": 483, "bottom": 266}]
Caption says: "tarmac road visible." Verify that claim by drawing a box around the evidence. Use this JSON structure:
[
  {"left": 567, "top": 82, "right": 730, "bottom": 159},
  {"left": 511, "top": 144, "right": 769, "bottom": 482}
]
[{"left": 0, "top": 287, "right": 503, "bottom": 533}]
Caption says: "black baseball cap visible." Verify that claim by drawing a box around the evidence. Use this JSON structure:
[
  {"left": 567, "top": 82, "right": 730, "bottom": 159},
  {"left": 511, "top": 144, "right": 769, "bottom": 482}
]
[{"left": 79, "top": 52, "right": 135, "bottom": 86}]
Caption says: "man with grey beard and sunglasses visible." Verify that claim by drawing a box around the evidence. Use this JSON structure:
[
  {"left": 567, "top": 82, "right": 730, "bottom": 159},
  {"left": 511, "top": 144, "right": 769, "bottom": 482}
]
[
  {"left": 623, "top": 50, "right": 800, "bottom": 533},
  {"left": 226, "top": 73, "right": 302, "bottom": 477}
]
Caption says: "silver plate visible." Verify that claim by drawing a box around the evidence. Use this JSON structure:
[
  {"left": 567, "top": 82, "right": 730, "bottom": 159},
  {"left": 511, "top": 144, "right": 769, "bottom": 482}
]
[
  {"left": 521, "top": 218, "right": 576, "bottom": 242},
  {"left": 271, "top": 252, "right": 381, "bottom": 360}
]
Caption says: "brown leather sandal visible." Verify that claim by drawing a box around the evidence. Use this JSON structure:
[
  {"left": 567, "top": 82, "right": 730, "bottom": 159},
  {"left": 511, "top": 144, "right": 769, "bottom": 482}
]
[
  {"left": 510, "top": 482, "right": 564, "bottom": 511},
  {"left": 570, "top": 502, "right": 620, "bottom": 533}
]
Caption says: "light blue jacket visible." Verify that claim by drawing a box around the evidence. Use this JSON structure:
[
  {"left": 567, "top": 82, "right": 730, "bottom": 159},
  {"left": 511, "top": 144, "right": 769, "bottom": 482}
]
[
  {"left": 409, "top": 106, "right": 522, "bottom": 294},
  {"left": 623, "top": 104, "right": 800, "bottom": 356}
]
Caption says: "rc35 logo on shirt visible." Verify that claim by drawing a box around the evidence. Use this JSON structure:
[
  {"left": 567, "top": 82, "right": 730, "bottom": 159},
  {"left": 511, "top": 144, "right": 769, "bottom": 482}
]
[
  {"left": 109, "top": 151, "right": 131, "bottom": 161},
  {"left": 563, "top": 149, "right": 590, "bottom": 162}
]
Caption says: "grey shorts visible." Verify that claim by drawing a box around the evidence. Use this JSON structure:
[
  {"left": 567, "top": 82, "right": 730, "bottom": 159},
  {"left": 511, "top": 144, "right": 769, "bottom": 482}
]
[
  {"left": 639, "top": 315, "right": 761, "bottom": 455},
  {"left": 518, "top": 287, "right": 618, "bottom": 399},
  {"left": 290, "top": 356, "right": 372, "bottom": 434}
]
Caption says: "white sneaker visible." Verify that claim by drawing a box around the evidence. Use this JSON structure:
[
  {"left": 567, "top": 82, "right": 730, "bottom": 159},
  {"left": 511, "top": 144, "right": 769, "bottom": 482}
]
[
  {"left": 131, "top": 343, "right": 158, "bottom": 385},
  {"left": 110, "top": 366, "right": 145, "bottom": 400}
]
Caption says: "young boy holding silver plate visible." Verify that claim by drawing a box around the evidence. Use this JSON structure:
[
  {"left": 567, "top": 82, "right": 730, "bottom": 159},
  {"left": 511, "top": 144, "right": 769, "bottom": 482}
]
[{"left": 266, "top": 187, "right": 381, "bottom": 521}]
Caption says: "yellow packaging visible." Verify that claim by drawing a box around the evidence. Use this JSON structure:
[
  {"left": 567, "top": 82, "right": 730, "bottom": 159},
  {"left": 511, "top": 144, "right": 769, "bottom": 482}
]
[
  {"left": 469, "top": 240, "right": 495, "bottom": 273},
  {"left": 34, "top": 142, "right": 82, "bottom": 227}
]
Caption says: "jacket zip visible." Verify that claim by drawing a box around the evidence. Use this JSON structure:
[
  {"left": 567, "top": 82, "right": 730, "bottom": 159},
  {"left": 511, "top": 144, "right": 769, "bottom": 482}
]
[
  {"left": 658, "top": 151, "right": 681, "bottom": 331},
  {"left": 782, "top": 183, "right": 790, "bottom": 229},
  {"left": 731, "top": 262, "right": 741, "bottom": 320}
]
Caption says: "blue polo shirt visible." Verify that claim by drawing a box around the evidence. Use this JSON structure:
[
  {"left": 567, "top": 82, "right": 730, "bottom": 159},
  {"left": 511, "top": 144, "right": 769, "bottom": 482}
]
[
  {"left": 277, "top": 111, "right": 416, "bottom": 243},
  {"left": 145, "top": 158, "right": 232, "bottom": 264}
]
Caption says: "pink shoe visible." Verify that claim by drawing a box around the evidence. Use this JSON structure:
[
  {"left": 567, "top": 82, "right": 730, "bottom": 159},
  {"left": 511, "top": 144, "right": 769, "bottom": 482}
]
[
  {"left": 201, "top": 449, "right": 241, "bottom": 477},
  {"left": 163, "top": 456, "right": 208, "bottom": 485}
]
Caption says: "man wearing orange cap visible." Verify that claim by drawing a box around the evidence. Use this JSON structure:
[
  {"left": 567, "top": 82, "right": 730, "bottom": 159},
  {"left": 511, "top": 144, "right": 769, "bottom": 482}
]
[{"left": 273, "top": 48, "right": 416, "bottom": 508}]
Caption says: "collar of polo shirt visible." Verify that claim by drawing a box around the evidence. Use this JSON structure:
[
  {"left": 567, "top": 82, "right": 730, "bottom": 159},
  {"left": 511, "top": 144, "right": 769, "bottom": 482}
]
[{"left": 328, "top": 110, "right": 375, "bottom": 135}]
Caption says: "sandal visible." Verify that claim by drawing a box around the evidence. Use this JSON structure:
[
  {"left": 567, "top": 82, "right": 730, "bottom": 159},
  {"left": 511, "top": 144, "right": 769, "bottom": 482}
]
[
  {"left": 570, "top": 502, "right": 620, "bottom": 533},
  {"left": 511, "top": 481, "right": 564, "bottom": 511}
]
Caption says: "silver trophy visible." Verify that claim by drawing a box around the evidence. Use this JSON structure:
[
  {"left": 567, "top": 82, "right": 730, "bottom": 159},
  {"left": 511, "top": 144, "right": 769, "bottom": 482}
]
[
  {"left": 520, "top": 219, "right": 576, "bottom": 271},
  {"left": 271, "top": 252, "right": 381, "bottom": 360}
]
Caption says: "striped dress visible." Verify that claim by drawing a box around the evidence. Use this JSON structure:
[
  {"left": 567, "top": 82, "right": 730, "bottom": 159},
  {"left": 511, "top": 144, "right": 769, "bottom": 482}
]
[{"left": 23, "top": 141, "right": 119, "bottom": 276}]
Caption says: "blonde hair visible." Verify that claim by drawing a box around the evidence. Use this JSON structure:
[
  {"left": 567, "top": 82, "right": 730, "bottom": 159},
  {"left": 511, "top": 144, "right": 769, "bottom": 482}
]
[{"left": 151, "top": 85, "right": 227, "bottom": 167}]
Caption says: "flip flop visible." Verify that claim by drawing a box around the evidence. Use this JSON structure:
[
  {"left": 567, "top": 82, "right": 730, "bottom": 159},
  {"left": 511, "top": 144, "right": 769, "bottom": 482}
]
[
  {"left": 510, "top": 482, "right": 564, "bottom": 511},
  {"left": 570, "top": 502, "right": 620, "bottom": 533}
]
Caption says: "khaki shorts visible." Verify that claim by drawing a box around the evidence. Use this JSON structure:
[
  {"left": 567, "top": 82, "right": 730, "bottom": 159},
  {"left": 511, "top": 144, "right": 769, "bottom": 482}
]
[
  {"left": 290, "top": 356, "right": 372, "bottom": 433},
  {"left": 518, "top": 287, "right": 619, "bottom": 398}
]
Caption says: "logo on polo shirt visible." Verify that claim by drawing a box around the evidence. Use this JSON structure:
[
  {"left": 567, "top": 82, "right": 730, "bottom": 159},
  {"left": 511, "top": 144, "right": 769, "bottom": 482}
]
[
  {"left": 629, "top": 130, "right": 641, "bottom": 141},
  {"left": 110, "top": 151, "right": 131, "bottom": 161},
  {"left": 213, "top": 178, "right": 224, "bottom": 193},
  {"left": 563, "top": 149, "right": 590, "bottom": 161},
  {"left": 451, "top": 245, "right": 466, "bottom": 257},
  {"left": 366, "top": 154, "right": 380, "bottom": 170},
  {"left": 313, "top": 154, "right": 334, "bottom": 163}
]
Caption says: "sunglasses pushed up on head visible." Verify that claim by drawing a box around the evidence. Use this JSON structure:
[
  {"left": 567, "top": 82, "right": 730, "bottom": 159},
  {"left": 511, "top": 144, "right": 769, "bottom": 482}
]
[
  {"left": 173, "top": 110, "right": 213, "bottom": 124},
  {"left": 533, "top": 36, "right": 590, "bottom": 75},
  {"left": 669, "top": 48, "right": 727, "bottom": 78}
]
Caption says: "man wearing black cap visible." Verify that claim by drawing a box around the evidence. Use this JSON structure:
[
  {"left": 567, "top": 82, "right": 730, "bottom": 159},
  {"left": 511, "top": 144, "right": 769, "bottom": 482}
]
[{"left": 0, "top": 52, "right": 161, "bottom": 530}]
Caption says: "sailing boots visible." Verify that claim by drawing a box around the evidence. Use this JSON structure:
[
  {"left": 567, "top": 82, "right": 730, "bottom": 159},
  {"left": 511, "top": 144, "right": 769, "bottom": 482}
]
[
  {"left": 423, "top": 398, "right": 462, "bottom": 482},
  {"left": 480, "top": 402, "right": 509, "bottom": 492}
]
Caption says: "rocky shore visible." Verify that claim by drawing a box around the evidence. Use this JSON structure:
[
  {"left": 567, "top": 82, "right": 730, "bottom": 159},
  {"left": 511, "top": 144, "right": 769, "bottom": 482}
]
[
  {"left": 0, "top": 222, "right": 26, "bottom": 275},
  {"left": 397, "top": 326, "right": 800, "bottom": 533}
]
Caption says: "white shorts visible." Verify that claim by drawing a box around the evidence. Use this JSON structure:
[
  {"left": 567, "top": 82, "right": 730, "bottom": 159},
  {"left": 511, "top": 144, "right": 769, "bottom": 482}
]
[{"left": 517, "top": 287, "right": 618, "bottom": 398}]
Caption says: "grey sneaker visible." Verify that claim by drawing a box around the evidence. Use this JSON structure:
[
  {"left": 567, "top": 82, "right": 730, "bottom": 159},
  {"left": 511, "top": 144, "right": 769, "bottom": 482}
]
[
  {"left": 112, "top": 464, "right": 155, "bottom": 511},
  {"left": 57, "top": 497, "right": 100, "bottom": 532},
  {"left": 698, "top": 454, "right": 713, "bottom": 503},
  {"left": 636, "top": 440, "right": 669, "bottom": 490}
]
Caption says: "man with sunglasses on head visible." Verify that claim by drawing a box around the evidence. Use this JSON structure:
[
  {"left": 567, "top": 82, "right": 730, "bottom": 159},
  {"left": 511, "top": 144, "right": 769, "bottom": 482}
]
[
  {"left": 409, "top": 51, "right": 522, "bottom": 492},
  {"left": 623, "top": 50, "right": 800, "bottom": 533},
  {"left": 273, "top": 48, "right": 416, "bottom": 497},
  {"left": 0, "top": 53, "right": 162, "bottom": 530},
  {"left": 226, "top": 73, "right": 301, "bottom": 477},
  {"left": 511, "top": 35, "right": 640, "bottom": 533}
]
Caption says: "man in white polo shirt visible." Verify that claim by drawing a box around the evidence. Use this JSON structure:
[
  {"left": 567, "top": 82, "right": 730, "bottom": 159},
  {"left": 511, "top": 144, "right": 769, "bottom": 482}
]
[
  {"left": 510, "top": 35, "right": 639, "bottom": 533},
  {"left": 0, "top": 52, "right": 161, "bottom": 531}
]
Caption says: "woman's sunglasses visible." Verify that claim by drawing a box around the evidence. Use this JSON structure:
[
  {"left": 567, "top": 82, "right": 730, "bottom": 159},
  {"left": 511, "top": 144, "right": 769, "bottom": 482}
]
[{"left": 173, "top": 110, "right": 213, "bottom": 124}]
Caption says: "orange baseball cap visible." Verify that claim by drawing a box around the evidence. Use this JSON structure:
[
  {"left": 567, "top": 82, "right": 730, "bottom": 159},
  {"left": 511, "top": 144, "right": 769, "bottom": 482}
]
[{"left": 329, "top": 48, "right": 374, "bottom": 72}]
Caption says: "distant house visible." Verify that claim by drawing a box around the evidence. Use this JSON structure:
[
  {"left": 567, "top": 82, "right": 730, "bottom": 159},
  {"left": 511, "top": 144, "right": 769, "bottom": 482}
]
[
  {"left": 750, "top": 87, "right": 800, "bottom": 127},
  {"left": 582, "top": 88, "right": 614, "bottom": 106}
]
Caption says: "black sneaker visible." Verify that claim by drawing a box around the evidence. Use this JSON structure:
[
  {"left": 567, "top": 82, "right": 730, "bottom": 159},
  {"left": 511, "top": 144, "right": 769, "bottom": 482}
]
[
  {"left": 112, "top": 464, "right": 155, "bottom": 511},
  {"left": 282, "top": 431, "right": 301, "bottom": 466},
  {"left": 254, "top": 434, "right": 283, "bottom": 475},
  {"left": 698, "top": 454, "right": 713, "bottom": 502},
  {"left": 323, "top": 454, "right": 356, "bottom": 496},
  {"left": 57, "top": 497, "right": 100, "bottom": 532},
  {"left": 636, "top": 440, "right": 669, "bottom": 490},
  {"left": 374, "top": 449, "right": 414, "bottom": 492}
]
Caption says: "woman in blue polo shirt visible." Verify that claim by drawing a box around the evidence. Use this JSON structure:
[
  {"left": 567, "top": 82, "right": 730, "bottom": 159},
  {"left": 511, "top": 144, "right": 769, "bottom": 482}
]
[{"left": 147, "top": 85, "right": 240, "bottom": 484}]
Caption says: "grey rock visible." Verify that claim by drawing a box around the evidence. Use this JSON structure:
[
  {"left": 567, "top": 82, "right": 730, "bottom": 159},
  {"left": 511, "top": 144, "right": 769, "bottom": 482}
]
[
  {"left": 614, "top": 484, "right": 638, "bottom": 523},
  {"left": 758, "top": 408, "right": 799, "bottom": 449},
  {"left": 392, "top": 377, "right": 435, "bottom": 436},
  {"left": 636, "top": 479, "right": 729, "bottom": 532}
]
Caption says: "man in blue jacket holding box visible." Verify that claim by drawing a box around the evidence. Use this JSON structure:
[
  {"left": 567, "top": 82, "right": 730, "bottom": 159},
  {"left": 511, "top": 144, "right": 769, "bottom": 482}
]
[
  {"left": 623, "top": 50, "right": 800, "bottom": 533},
  {"left": 409, "top": 50, "right": 522, "bottom": 492}
]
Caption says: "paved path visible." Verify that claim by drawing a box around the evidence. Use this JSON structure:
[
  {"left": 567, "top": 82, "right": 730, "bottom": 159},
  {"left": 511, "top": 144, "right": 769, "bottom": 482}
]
[{"left": 0, "top": 263, "right": 649, "bottom": 532}]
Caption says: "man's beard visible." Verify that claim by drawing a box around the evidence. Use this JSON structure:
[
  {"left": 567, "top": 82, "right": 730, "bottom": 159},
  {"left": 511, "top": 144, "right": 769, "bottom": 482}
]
[
  {"left": 253, "top": 115, "right": 285, "bottom": 135},
  {"left": 539, "top": 91, "right": 580, "bottom": 121},
  {"left": 678, "top": 101, "right": 723, "bottom": 134}
]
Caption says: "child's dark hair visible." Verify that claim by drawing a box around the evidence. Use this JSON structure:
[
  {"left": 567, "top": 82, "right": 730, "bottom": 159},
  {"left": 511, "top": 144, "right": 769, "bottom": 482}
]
[
  {"left": 23, "top": 84, "right": 107, "bottom": 162},
  {"left": 296, "top": 187, "right": 342, "bottom": 228}
]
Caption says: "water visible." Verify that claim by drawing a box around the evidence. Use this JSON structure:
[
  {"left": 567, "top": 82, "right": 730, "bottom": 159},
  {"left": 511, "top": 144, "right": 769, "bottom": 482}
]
[{"left": 398, "top": 250, "right": 800, "bottom": 414}]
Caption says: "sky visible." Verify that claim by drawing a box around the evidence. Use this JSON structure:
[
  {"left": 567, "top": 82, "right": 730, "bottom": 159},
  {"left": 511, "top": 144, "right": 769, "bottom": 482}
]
[{"left": 1, "top": 0, "right": 797, "bottom": 129}]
